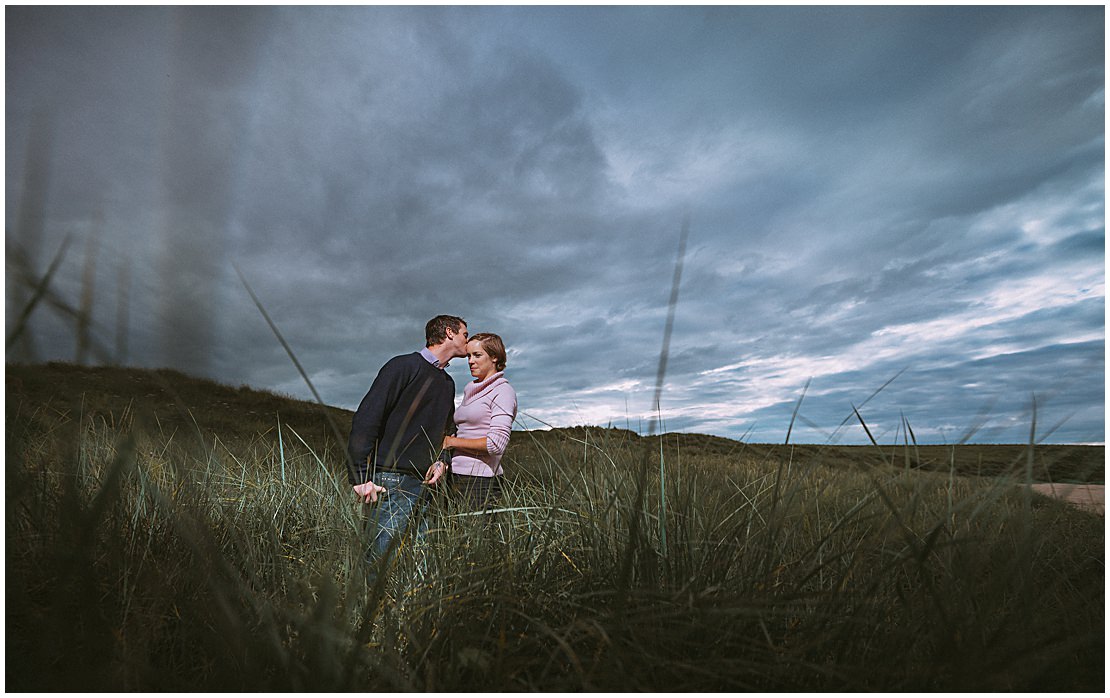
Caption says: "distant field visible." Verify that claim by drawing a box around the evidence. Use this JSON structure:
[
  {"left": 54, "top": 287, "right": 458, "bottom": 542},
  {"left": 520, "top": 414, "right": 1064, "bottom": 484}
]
[
  {"left": 7, "top": 362, "right": 1103, "bottom": 485},
  {"left": 6, "top": 362, "right": 1104, "bottom": 691}
]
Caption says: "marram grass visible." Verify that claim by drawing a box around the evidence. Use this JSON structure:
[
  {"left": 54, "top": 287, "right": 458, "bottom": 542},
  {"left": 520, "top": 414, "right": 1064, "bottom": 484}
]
[{"left": 5, "top": 365, "right": 1104, "bottom": 691}]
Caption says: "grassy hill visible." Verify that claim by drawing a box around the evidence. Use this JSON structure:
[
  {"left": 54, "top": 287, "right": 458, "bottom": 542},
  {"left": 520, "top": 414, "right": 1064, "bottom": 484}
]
[
  {"left": 6, "top": 362, "right": 1105, "bottom": 691},
  {"left": 7, "top": 362, "right": 1102, "bottom": 484},
  {"left": 524, "top": 425, "right": 1104, "bottom": 484},
  {"left": 6, "top": 361, "right": 351, "bottom": 445}
]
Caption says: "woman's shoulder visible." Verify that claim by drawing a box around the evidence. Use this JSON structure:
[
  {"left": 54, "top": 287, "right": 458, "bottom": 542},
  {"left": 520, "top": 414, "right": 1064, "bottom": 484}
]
[
  {"left": 489, "top": 373, "right": 515, "bottom": 393},
  {"left": 490, "top": 377, "right": 517, "bottom": 405}
]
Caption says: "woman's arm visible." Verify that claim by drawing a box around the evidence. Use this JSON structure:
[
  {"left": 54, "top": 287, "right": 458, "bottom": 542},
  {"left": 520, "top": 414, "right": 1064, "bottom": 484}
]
[
  {"left": 484, "top": 399, "right": 515, "bottom": 455},
  {"left": 443, "top": 434, "right": 489, "bottom": 454},
  {"left": 444, "top": 388, "right": 517, "bottom": 454},
  {"left": 445, "top": 385, "right": 518, "bottom": 456}
]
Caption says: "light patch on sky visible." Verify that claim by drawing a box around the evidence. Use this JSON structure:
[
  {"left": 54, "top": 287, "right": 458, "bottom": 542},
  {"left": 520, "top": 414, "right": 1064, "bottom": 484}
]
[
  {"left": 602, "top": 119, "right": 798, "bottom": 211},
  {"left": 872, "top": 272, "right": 1100, "bottom": 353}
]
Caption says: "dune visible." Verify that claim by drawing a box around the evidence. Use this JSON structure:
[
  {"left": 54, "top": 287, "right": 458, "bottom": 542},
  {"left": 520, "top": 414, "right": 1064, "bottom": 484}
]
[{"left": 1030, "top": 483, "right": 1104, "bottom": 516}]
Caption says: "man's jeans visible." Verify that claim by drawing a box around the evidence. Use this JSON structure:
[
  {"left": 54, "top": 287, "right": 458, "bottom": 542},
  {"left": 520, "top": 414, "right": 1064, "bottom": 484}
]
[{"left": 364, "top": 470, "right": 429, "bottom": 582}]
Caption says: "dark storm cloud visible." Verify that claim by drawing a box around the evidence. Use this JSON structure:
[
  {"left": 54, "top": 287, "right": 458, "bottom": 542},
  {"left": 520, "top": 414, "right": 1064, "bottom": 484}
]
[{"left": 6, "top": 6, "right": 1103, "bottom": 444}]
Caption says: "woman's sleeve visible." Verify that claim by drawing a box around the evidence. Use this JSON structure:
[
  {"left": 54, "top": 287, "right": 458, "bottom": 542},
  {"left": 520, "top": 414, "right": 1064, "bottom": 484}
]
[{"left": 485, "top": 386, "right": 518, "bottom": 456}]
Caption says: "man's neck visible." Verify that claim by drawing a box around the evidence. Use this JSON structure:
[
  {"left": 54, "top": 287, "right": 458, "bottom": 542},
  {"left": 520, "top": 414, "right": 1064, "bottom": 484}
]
[{"left": 426, "top": 343, "right": 456, "bottom": 367}]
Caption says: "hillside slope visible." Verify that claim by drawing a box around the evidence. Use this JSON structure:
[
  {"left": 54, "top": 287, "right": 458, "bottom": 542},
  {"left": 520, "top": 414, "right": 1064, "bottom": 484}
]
[
  {"left": 7, "top": 361, "right": 352, "bottom": 446},
  {"left": 7, "top": 362, "right": 1104, "bottom": 484}
]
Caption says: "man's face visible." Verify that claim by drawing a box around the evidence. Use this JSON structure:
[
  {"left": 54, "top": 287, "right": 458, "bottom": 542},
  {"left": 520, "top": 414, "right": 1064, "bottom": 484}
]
[{"left": 446, "top": 324, "right": 469, "bottom": 358}]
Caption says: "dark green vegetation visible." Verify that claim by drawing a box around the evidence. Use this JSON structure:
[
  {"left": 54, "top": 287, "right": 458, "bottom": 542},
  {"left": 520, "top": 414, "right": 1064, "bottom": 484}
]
[
  {"left": 543, "top": 426, "right": 1105, "bottom": 485},
  {"left": 6, "top": 362, "right": 1105, "bottom": 691}
]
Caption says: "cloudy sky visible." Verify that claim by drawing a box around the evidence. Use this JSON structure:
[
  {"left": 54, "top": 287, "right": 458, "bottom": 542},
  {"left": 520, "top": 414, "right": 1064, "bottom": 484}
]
[{"left": 6, "top": 6, "right": 1105, "bottom": 444}]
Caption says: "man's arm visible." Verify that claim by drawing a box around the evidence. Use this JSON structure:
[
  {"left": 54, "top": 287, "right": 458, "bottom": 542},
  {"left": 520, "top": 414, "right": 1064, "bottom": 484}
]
[
  {"left": 424, "top": 379, "right": 456, "bottom": 486},
  {"left": 439, "top": 398, "right": 456, "bottom": 466},
  {"left": 347, "top": 357, "right": 409, "bottom": 484}
]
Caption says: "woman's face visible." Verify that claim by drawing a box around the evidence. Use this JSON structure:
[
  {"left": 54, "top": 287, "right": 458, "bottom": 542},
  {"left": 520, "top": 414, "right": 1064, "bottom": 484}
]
[{"left": 467, "top": 339, "right": 497, "bottom": 381}]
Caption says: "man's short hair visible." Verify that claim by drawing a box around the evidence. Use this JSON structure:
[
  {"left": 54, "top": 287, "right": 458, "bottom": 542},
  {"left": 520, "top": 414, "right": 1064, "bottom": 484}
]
[{"left": 426, "top": 315, "right": 466, "bottom": 346}]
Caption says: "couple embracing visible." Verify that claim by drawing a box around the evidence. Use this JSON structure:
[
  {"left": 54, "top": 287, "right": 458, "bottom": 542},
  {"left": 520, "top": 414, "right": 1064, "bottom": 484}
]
[{"left": 346, "top": 314, "right": 517, "bottom": 577}]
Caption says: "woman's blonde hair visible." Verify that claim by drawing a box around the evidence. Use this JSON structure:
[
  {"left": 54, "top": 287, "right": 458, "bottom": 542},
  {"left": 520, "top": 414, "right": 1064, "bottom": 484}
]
[{"left": 469, "top": 332, "right": 507, "bottom": 372}]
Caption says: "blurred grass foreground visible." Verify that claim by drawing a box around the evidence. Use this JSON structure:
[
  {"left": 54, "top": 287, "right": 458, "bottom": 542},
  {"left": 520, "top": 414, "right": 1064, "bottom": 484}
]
[{"left": 6, "top": 362, "right": 1104, "bottom": 691}]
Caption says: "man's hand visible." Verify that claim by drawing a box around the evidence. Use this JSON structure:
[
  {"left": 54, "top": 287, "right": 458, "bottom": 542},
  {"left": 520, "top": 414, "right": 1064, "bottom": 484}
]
[
  {"left": 424, "top": 461, "right": 447, "bottom": 486},
  {"left": 353, "top": 480, "right": 387, "bottom": 504}
]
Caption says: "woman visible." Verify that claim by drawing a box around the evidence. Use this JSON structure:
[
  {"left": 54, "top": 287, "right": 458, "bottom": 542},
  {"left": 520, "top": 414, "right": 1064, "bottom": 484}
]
[{"left": 441, "top": 332, "right": 517, "bottom": 511}]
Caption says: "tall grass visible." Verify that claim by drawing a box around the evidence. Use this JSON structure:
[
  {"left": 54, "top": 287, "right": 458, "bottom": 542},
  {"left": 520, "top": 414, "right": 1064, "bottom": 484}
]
[
  {"left": 6, "top": 380, "right": 1103, "bottom": 691},
  {"left": 5, "top": 214, "right": 1103, "bottom": 691}
]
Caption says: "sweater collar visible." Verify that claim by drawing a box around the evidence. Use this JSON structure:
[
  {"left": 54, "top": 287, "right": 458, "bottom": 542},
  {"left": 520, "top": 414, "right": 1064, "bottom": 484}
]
[{"left": 464, "top": 370, "right": 505, "bottom": 399}]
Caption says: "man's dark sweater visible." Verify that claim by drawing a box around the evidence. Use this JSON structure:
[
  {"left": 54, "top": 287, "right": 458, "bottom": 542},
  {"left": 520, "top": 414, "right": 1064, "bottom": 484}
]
[{"left": 347, "top": 352, "right": 456, "bottom": 484}]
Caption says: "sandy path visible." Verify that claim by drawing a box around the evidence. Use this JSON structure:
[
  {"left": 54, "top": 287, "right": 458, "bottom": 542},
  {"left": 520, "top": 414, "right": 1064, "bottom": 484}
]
[{"left": 1029, "top": 483, "right": 1104, "bottom": 516}]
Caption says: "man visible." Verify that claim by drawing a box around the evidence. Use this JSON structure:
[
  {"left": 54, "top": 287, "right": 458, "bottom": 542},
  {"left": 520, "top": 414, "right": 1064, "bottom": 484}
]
[{"left": 348, "top": 314, "right": 468, "bottom": 579}]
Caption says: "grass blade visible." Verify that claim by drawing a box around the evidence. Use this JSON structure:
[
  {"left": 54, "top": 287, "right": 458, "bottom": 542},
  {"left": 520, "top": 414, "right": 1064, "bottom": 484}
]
[{"left": 6, "top": 234, "right": 73, "bottom": 351}]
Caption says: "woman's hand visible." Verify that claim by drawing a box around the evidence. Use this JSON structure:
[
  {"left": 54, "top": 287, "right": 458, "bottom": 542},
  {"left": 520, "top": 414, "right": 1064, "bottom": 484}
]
[
  {"left": 424, "top": 461, "right": 447, "bottom": 486},
  {"left": 442, "top": 435, "right": 453, "bottom": 450}
]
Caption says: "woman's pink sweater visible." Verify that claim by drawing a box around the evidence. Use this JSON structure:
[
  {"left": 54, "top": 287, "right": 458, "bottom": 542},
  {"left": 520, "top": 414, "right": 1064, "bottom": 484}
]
[{"left": 451, "top": 371, "right": 517, "bottom": 477}]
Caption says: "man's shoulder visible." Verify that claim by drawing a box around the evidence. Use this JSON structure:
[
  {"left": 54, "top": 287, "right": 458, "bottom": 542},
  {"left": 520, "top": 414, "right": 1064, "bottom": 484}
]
[
  {"left": 373, "top": 352, "right": 423, "bottom": 379},
  {"left": 381, "top": 352, "right": 452, "bottom": 383},
  {"left": 381, "top": 351, "right": 424, "bottom": 368}
]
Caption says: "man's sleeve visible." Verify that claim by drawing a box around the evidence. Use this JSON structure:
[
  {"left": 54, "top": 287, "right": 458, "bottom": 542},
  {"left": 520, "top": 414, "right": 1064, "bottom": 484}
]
[
  {"left": 347, "top": 357, "right": 407, "bottom": 484},
  {"left": 438, "top": 394, "right": 456, "bottom": 467}
]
